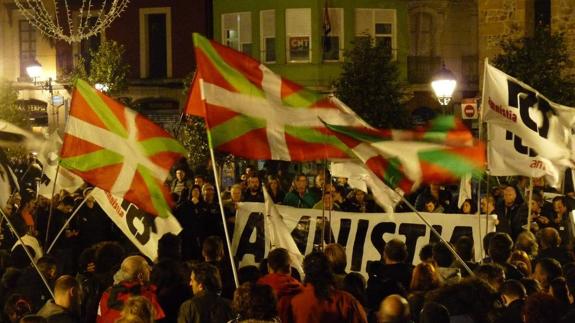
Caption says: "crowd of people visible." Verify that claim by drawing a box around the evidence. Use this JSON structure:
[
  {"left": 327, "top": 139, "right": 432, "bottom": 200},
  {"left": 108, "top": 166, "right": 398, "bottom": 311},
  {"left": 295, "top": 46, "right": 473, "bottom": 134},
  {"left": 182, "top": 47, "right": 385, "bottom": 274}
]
[{"left": 0, "top": 156, "right": 574, "bottom": 322}]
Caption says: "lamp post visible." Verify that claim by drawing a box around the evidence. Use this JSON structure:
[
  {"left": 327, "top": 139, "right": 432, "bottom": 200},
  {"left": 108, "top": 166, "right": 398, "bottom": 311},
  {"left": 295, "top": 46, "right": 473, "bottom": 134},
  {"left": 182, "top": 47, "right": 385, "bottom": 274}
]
[
  {"left": 431, "top": 63, "right": 457, "bottom": 114},
  {"left": 26, "top": 59, "right": 55, "bottom": 129}
]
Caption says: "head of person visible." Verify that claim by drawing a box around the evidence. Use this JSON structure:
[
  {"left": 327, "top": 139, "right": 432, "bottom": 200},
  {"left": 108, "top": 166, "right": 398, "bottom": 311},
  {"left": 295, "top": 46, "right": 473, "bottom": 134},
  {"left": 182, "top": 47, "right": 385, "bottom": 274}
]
[
  {"left": 480, "top": 195, "right": 495, "bottom": 213},
  {"left": 232, "top": 283, "right": 277, "bottom": 321},
  {"left": 419, "top": 244, "right": 434, "bottom": 263},
  {"left": 533, "top": 258, "right": 563, "bottom": 291},
  {"left": 267, "top": 248, "right": 291, "bottom": 275},
  {"left": 157, "top": 233, "right": 182, "bottom": 261},
  {"left": 230, "top": 184, "right": 242, "bottom": 202},
  {"left": 3, "top": 294, "right": 32, "bottom": 323},
  {"left": 530, "top": 191, "right": 544, "bottom": 213},
  {"left": 117, "top": 295, "right": 155, "bottom": 323},
  {"left": 37, "top": 256, "right": 58, "bottom": 281},
  {"left": 57, "top": 196, "right": 75, "bottom": 214},
  {"left": 244, "top": 167, "right": 255, "bottom": 177},
  {"left": 424, "top": 197, "right": 438, "bottom": 213},
  {"left": 523, "top": 292, "right": 563, "bottom": 323},
  {"left": 247, "top": 175, "right": 260, "bottom": 192},
  {"left": 190, "top": 263, "right": 222, "bottom": 295},
  {"left": 53, "top": 275, "right": 82, "bottom": 314},
  {"left": 488, "top": 232, "right": 514, "bottom": 264},
  {"left": 461, "top": 199, "right": 475, "bottom": 214},
  {"left": 194, "top": 175, "right": 205, "bottom": 187},
  {"left": 117, "top": 255, "right": 151, "bottom": 285},
  {"left": 383, "top": 239, "right": 408, "bottom": 264},
  {"left": 432, "top": 242, "right": 454, "bottom": 268},
  {"left": 324, "top": 243, "right": 347, "bottom": 275},
  {"left": 503, "top": 185, "right": 518, "bottom": 206},
  {"left": 303, "top": 252, "right": 335, "bottom": 299},
  {"left": 314, "top": 173, "right": 325, "bottom": 189},
  {"left": 293, "top": 174, "right": 308, "bottom": 193},
  {"left": 500, "top": 279, "right": 527, "bottom": 306},
  {"left": 377, "top": 294, "right": 411, "bottom": 323},
  {"left": 353, "top": 189, "right": 366, "bottom": 203},
  {"left": 410, "top": 262, "right": 441, "bottom": 292},
  {"left": 267, "top": 176, "right": 280, "bottom": 191},
  {"left": 516, "top": 230, "right": 539, "bottom": 256},
  {"left": 475, "top": 263, "right": 506, "bottom": 291},
  {"left": 510, "top": 250, "right": 532, "bottom": 277},
  {"left": 549, "top": 277, "right": 571, "bottom": 308},
  {"left": 521, "top": 278, "right": 543, "bottom": 296},
  {"left": 190, "top": 185, "right": 202, "bottom": 200},
  {"left": 455, "top": 235, "right": 475, "bottom": 262},
  {"left": 175, "top": 169, "right": 186, "bottom": 181},
  {"left": 202, "top": 236, "right": 224, "bottom": 262},
  {"left": 201, "top": 183, "right": 215, "bottom": 202},
  {"left": 553, "top": 196, "right": 568, "bottom": 215}
]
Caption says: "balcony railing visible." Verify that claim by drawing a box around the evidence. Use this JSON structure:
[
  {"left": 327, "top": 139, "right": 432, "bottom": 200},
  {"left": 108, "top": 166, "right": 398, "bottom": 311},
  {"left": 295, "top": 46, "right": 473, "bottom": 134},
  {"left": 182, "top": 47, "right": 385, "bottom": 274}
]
[{"left": 408, "top": 56, "right": 441, "bottom": 84}]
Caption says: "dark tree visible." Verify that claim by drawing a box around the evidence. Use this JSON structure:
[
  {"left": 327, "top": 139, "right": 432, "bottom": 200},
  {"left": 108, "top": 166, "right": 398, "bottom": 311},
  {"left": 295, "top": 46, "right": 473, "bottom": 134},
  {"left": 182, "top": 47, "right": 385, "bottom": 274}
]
[
  {"left": 334, "top": 36, "right": 410, "bottom": 129},
  {"left": 493, "top": 27, "right": 575, "bottom": 106}
]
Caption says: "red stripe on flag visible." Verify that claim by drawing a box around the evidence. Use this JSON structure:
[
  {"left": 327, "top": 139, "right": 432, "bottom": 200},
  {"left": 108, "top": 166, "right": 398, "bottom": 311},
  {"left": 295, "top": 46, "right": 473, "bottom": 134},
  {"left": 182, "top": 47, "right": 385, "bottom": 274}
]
[
  {"left": 365, "top": 156, "right": 413, "bottom": 192},
  {"left": 149, "top": 152, "right": 186, "bottom": 171},
  {"left": 135, "top": 114, "right": 175, "bottom": 141},
  {"left": 69, "top": 89, "right": 108, "bottom": 130},
  {"left": 184, "top": 72, "right": 206, "bottom": 117},
  {"left": 216, "top": 128, "right": 272, "bottom": 160},
  {"left": 419, "top": 162, "right": 459, "bottom": 184},
  {"left": 60, "top": 134, "right": 103, "bottom": 158},
  {"left": 68, "top": 164, "right": 123, "bottom": 193},
  {"left": 195, "top": 50, "right": 238, "bottom": 94},
  {"left": 281, "top": 78, "right": 304, "bottom": 100},
  {"left": 210, "top": 39, "right": 264, "bottom": 89},
  {"left": 284, "top": 132, "right": 349, "bottom": 161},
  {"left": 124, "top": 171, "right": 174, "bottom": 216},
  {"left": 205, "top": 103, "right": 241, "bottom": 128}
]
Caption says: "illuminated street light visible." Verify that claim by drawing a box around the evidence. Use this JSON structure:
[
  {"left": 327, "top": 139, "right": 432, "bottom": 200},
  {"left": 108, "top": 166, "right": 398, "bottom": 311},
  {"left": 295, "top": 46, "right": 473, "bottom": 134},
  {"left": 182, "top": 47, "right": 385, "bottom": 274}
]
[{"left": 431, "top": 64, "right": 457, "bottom": 107}]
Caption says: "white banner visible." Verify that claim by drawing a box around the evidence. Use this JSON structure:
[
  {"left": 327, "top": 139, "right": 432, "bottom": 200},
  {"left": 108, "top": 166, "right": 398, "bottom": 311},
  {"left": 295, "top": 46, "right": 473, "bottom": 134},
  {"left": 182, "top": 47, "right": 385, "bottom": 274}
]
[
  {"left": 92, "top": 188, "right": 182, "bottom": 260},
  {"left": 482, "top": 62, "right": 575, "bottom": 163},
  {"left": 488, "top": 123, "right": 564, "bottom": 187},
  {"left": 232, "top": 203, "right": 497, "bottom": 277}
]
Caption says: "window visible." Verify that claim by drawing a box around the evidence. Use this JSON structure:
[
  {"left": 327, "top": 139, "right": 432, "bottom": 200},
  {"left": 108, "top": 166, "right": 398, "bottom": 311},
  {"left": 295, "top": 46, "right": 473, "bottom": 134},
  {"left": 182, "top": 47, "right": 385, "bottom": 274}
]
[
  {"left": 534, "top": 0, "right": 551, "bottom": 27},
  {"left": 222, "top": 12, "right": 252, "bottom": 55},
  {"left": 260, "top": 10, "right": 276, "bottom": 63},
  {"left": 19, "top": 20, "right": 36, "bottom": 79},
  {"left": 79, "top": 16, "right": 102, "bottom": 74},
  {"left": 286, "top": 8, "right": 311, "bottom": 63},
  {"left": 409, "top": 11, "right": 433, "bottom": 57},
  {"left": 322, "top": 8, "right": 343, "bottom": 62},
  {"left": 139, "top": 7, "right": 173, "bottom": 78},
  {"left": 355, "top": 9, "right": 396, "bottom": 58}
]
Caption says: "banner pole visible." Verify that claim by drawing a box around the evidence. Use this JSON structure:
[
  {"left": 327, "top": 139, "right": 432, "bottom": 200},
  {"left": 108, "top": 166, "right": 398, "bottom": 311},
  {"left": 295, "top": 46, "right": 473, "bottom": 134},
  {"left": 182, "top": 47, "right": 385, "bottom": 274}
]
[
  {"left": 476, "top": 97, "right": 484, "bottom": 258},
  {"left": 393, "top": 190, "right": 474, "bottom": 276},
  {"left": 45, "top": 163, "right": 61, "bottom": 247},
  {"left": 526, "top": 177, "right": 534, "bottom": 232},
  {"left": 207, "top": 138, "right": 240, "bottom": 288},
  {"left": 46, "top": 192, "right": 90, "bottom": 254},
  {"left": 0, "top": 207, "right": 55, "bottom": 299}
]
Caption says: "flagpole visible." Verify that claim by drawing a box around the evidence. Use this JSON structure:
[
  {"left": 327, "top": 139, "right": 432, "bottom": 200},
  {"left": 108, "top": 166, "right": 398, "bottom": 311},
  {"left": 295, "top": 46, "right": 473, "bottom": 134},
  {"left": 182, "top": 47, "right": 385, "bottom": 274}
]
[
  {"left": 480, "top": 60, "right": 492, "bottom": 249},
  {"left": 476, "top": 96, "right": 484, "bottom": 257},
  {"left": 207, "top": 138, "right": 240, "bottom": 288},
  {"left": 45, "top": 163, "right": 61, "bottom": 247},
  {"left": 0, "top": 207, "right": 55, "bottom": 299},
  {"left": 526, "top": 177, "right": 534, "bottom": 232},
  {"left": 46, "top": 192, "right": 90, "bottom": 254},
  {"left": 393, "top": 190, "right": 474, "bottom": 276}
]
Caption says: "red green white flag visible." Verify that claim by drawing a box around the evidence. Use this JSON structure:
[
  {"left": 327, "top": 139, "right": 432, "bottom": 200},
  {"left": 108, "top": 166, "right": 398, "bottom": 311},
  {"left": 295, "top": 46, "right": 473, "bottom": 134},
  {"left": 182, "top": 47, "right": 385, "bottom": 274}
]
[
  {"left": 190, "top": 33, "right": 369, "bottom": 161},
  {"left": 324, "top": 116, "right": 485, "bottom": 191},
  {"left": 60, "top": 79, "right": 187, "bottom": 218}
]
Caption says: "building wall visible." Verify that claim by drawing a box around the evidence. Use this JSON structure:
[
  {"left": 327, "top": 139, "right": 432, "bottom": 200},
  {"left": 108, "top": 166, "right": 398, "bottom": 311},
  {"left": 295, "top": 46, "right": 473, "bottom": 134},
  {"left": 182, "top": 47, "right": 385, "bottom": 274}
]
[
  {"left": 213, "top": 0, "right": 408, "bottom": 90},
  {"left": 551, "top": 0, "right": 575, "bottom": 75}
]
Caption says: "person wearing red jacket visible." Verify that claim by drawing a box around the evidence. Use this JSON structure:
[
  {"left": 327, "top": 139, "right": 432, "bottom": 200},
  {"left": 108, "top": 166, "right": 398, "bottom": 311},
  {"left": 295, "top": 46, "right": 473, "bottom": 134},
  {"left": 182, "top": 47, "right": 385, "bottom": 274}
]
[
  {"left": 97, "top": 255, "right": 165, "bottom": 323},
  {"left": 257, "top": 248, "right": 302, "bottom": 323},
  {"left": 288, "top": 252, "right": 367, "bottom": 323}
]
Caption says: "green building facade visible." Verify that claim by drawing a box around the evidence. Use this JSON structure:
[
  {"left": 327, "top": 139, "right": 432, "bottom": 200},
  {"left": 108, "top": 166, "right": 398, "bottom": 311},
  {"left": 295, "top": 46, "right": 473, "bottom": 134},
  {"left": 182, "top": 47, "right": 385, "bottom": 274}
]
[{"left": 212, "top": 0, "right": 408, "bottom": 90}]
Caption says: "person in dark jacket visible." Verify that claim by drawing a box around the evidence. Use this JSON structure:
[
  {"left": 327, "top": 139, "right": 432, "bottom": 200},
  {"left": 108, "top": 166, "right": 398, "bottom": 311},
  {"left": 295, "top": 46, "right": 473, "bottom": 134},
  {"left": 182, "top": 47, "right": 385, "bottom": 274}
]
[
  {"left": 37, "top": 275, "right": 82, "bottom": 323},
  {"left": 496, "top": 279, "right": 526, "bottom": 323},
  {"left": 177, "top": 263, "right": 234, "bottom": 323}
]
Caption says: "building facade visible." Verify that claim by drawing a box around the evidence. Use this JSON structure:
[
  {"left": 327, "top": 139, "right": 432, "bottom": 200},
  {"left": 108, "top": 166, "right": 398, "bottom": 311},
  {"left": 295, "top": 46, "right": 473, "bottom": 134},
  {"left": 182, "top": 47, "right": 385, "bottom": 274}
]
[{"left": 213, "top": 0, "right": 409, "bottom": 91}]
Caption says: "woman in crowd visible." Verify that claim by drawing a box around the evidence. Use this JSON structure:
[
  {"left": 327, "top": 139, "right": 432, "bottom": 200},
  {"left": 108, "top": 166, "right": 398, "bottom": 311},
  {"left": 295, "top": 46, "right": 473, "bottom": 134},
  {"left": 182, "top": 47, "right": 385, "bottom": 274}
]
[{"left": 232, "top": 282, "right": 279, "bottom": 323}]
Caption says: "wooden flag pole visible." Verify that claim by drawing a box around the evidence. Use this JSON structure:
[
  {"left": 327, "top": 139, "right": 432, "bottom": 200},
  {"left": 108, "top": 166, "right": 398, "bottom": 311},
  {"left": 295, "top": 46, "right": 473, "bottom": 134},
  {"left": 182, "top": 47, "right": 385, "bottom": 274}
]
[
  {"left": 0, "top": 207, "right": 55, "bottom": 299},
  {"left": 46, "top": 192, "right": 90, "bottom": 254},
  {"left": 393, "top": 189, "right": 474, "bottom": 277},
  {"left": 526, "top": 177, "right": 534, "bottom": 232},
  {"left": 45, "top": 163, "right": 61, "bottom": 247},
  {"left": 207, "top": 136, "right": 240, "bottom": 288}
]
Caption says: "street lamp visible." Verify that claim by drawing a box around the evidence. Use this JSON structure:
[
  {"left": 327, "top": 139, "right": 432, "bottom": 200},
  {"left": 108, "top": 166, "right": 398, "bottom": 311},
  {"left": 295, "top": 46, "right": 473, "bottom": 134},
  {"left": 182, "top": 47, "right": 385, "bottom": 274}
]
[
  {"left": 26, "top": 59, "right": 53, "bottom": 95},
  {"left": 431, "top": 63, "right": 457, "bottom": 109}
]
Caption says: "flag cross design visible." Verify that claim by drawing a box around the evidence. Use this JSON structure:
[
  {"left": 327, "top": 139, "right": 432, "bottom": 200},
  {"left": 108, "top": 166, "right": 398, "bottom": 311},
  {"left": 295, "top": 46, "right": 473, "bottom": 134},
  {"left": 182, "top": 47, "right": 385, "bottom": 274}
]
[
  {"left": 193, "top": 33, "right": 368, "bottom": 161},
  {"left": 60, "top": 80, "right": 187, "bottom": 218}
]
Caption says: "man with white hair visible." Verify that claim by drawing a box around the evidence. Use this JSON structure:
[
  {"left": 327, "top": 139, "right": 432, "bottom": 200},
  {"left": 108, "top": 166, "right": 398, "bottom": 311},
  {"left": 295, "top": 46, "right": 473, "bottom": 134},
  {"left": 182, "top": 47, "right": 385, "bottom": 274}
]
[{"left": 97, "top": 255, "right": 165, "bottom": 323}]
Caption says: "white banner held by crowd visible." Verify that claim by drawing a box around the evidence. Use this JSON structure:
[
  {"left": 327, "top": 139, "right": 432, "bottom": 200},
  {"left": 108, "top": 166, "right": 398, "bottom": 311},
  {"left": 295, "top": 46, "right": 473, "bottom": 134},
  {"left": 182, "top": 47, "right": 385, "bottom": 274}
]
[
  {"left": 92, "top": 188, "right": 182, "bottom": 260},
  {"left": 232, "top": 203, "right": 497, "bottom": 278},
  {"left": 482, "top": 62, "right": 575, "bottom": 163},
  {"left": 487, "top": 123, "right": 564, "bottom": 187}
]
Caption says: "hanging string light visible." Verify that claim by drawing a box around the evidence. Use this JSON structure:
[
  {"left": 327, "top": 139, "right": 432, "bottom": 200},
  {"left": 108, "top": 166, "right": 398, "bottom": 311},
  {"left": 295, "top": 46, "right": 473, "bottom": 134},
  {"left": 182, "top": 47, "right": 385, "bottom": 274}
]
[{"left": 14, "top": 0, "right": 129, "bottom": 43}]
